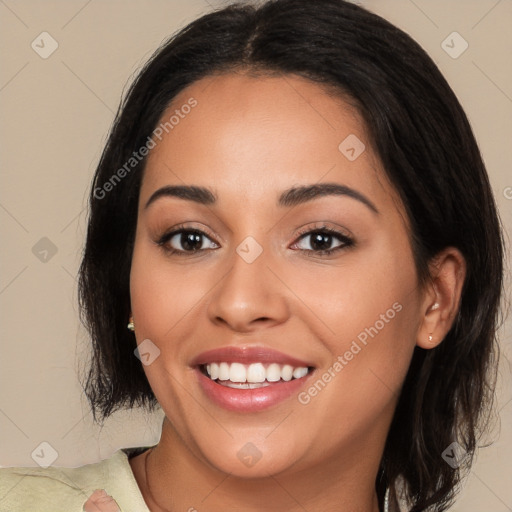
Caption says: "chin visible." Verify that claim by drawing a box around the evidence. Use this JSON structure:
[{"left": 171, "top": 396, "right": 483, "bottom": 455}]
[{"left": 194, "top": 435, "right": 305, "bottom": 479}]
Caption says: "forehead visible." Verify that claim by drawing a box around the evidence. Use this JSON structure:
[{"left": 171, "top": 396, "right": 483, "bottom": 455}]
[{"left": 140, "top": 72, "right": 396, "bottom": 211}]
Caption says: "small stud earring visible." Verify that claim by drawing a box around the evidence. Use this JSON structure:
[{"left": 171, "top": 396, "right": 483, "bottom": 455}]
[
  {"left": 431, "top": 303, "right": 440, "bottom": 311},
  {"left": 428, "top": 334, "right": 433, "bottom": 342},
  {"left": 127, "top": 317, "right": 135, "bottom": 331}
]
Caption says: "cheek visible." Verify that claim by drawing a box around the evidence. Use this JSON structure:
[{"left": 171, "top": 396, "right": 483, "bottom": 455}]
[
  {"left": 129, "top": 241, "right": 208, "bottom": 342},
  {"left": 291, "top": 236, "right": 421, "bottom": 402},
  {"left": 129, "top": 242, "right": 201, "bottom": 413},
  {"left": 289, "top": 234, "right": 420, "bottom": 345},
  {"left": 292, "top": 281, "right": 420, "bottom": 450}
]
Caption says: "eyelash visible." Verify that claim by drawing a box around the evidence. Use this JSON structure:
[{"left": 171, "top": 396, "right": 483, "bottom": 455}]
[
  {"left": 156, "top": 223, "right": 354, "bottom": 257},
  {"left": 294, "top": 224, "right": 354, "bottom": 256}
]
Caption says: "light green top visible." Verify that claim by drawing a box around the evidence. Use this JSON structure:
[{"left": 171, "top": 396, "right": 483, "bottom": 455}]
[
  {"left": 1, "top": 447, "right": 407, "bottom": 511},
  {"left": 0, "top": 448, "right": 151, "bottom": 512}
]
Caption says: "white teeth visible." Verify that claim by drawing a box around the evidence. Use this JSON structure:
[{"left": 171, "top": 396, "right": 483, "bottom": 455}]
[
  {"left": 266, "top": 363, "right": 281, "bottom": 382},
  {"left": 281, "top": 364, "right": 293, "bottom": 381},
  {"left": 218, "top": 362, "right": 230, "bottom": 381},
  {"left": 208, "top": 363, "right": 219, "bottom": 380},
  {"left": 204, "top": 362, "right": 310, "bottom": 383},
  {"left": 293, "top": 367, "right": 308, "bottom": 379},
  {"left": 219, "top": 381, "right": 272, "bottom": 389},
  {"left": 229, "top": 362, "right": 246, "bottom": 382},
  {"left": 246, "top": 363, "right": 266, "bottom": 383}
]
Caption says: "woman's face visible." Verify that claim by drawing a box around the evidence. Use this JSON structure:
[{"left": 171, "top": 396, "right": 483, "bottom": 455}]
[{"left": 130, "top": 72, "right": 425, "bottom": 478}]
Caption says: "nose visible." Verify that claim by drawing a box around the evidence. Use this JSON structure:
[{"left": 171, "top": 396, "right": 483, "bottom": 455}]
[{"left": 206, "top": 244, "right": 290, "bottom": 333}]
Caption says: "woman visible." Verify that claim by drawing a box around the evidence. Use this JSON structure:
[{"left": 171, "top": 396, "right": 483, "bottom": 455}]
[{"left": 0, "top": 0, "right": 504, "bottom": 511}]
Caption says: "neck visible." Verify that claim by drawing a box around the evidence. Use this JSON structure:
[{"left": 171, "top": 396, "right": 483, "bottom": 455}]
[{"left": 139, "top": 417, "right": 384, "bottom": 512}]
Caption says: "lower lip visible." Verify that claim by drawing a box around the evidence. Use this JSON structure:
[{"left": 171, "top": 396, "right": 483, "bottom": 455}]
[{"left": 195, "top": 367, "right": 314, "bottom": 412}]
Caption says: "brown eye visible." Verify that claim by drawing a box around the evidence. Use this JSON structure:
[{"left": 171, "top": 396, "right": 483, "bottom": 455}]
[
  {"left": 158, "top": 229, "right": 219, "bottom": 255},
  {"left": 292, "top": 227, "right": 354, "bottom": 256}
]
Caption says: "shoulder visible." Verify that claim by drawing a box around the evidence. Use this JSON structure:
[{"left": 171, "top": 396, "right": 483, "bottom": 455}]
[{"left": 0, "top": 447, "right": 151, "bottom": 512}]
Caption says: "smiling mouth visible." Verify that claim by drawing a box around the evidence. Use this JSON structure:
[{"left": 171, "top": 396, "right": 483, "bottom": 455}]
[{"left": 199, "top": 362, "right": 314, "bottom": 389}]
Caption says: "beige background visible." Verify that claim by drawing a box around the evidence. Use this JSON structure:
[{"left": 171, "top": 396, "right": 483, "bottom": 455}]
[{"left": 0, "top": 0, "right": 511, "bottom": 510}]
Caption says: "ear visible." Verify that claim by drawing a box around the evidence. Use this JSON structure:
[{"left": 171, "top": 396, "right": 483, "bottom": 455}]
[{"left": 416, "top": 247, "right": 466, "bottom": 349}]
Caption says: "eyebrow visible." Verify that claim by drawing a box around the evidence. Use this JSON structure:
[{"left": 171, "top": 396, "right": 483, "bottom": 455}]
[
  {"left": 279, "top": 183, "right": 378, "bottom": 213},
  {"left": 144, "top": 182, "right": 378, "bottom": 214}
]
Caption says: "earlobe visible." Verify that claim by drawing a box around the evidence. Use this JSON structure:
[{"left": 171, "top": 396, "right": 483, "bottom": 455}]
[
  {"left": 417, "top": 300, "right": 443, "bottom": 349},
  {"left": 416, "top": 247, "right": 466, "bottom": 349},
  {"left": 128, "top": 314, "right": 135, "bottom": 332}
]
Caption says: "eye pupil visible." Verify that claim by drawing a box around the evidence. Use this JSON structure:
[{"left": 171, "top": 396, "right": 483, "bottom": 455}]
[
  {"left": 311, "top": 232, "right": 332, "bottom": 251},
  {"left": 181, "top": 232, "right": 202, "bottom": 251}
]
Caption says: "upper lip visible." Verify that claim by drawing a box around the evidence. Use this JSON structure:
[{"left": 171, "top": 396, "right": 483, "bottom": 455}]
[{"left": 191, "top": 346, "right": 314, "bottom": 368}]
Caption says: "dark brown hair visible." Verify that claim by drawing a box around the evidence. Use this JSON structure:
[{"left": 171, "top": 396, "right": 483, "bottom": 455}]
[{"left": 78, "top": 1, "right": 504, "bottom": 510}]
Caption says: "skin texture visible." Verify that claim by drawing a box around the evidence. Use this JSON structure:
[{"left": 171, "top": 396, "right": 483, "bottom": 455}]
[
  {"left": 83, "top": 489, "right": 121, "bottom": 512},
  {"left": 128, "top": 72, "right": 466, "bottom": 512}
]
